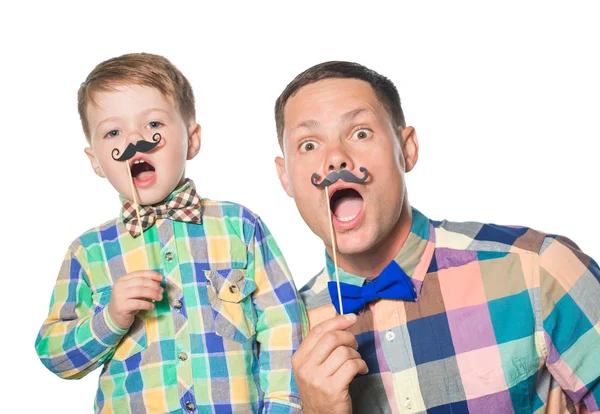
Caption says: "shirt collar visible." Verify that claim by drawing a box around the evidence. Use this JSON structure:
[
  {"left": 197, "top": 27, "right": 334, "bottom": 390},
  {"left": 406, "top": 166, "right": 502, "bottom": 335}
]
[{"left": 324, "top": 207, "right": 436, "bottom": 299}]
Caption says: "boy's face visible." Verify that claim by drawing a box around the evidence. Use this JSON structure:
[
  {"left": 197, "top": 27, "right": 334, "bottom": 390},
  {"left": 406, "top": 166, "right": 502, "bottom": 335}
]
[{"left": 84, "top": 84, "right": 200, "bottom": 205}]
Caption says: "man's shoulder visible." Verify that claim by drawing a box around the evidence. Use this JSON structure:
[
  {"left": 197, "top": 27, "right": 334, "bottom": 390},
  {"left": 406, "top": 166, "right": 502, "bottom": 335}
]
[
  {"left": 299, "top": 268, "right": 333, "bottom": 310},
  {"left": 432, "top": 217, "right": 551, "bottom": 256}
]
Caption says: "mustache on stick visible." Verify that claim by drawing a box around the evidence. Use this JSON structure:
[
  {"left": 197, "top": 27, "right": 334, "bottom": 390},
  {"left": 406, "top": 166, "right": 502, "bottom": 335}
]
[
  {"left": 311, "top": 167, "right": 369, "bottom": 188},
  {"left": 112, "top": 133, "right": 162, "bottom": 161}
]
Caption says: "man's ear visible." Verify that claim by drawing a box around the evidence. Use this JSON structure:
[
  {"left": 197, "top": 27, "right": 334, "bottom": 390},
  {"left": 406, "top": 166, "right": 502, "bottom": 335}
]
[
  {"left": 275, "top": 156, "right": 294, "bottom": 197},
  {"left": 186, "top": 123, "right": 201, "bottom": 160},
  {"left": 84, "top": 147, "right": 106, "bottom": 178},
  {"left": 400, "top": 126, "right": 419, "bottom": 173}
]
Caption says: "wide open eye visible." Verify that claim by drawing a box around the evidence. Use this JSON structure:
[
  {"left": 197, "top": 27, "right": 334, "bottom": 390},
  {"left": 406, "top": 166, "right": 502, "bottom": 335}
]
[
  {"left": 352, "top": 129, "right": 372, "bottom": 140},
  {"left": 300, "top": 140, "right": 319, "bottom": 152}
]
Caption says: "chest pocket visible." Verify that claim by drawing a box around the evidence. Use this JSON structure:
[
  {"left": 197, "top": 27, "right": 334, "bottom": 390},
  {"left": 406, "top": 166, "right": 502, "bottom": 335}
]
[
  {"left": 91, "top": 286, "right": 147, "bottom": 362},
  {"left": 205, "top": 269, "right": 257, "bottom": 343}
]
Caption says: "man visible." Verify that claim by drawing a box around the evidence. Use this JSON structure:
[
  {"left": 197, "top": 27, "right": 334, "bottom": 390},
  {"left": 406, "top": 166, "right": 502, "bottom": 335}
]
[{"left": 274, "top": 61, "right": 600, "bottom": 413}]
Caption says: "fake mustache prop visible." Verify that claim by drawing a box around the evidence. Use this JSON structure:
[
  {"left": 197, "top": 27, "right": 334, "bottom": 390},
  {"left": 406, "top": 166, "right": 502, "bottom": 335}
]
[
  {"left": 311, "top": 167, "right": 369, "bottom": 188},
  {"left": 111, "top": 133, "right": 162, "bottom": 161}
]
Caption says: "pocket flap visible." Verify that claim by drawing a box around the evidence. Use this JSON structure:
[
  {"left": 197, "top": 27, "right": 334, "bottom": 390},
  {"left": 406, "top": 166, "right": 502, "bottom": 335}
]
[{"left": 205, "top": 269, "right": 256, "bottom": 303}]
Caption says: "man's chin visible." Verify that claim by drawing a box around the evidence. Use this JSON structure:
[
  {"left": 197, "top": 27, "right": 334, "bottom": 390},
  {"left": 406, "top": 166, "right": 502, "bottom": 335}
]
[{"left": 334, "top": 233, "right": 374, "bottom": 256}]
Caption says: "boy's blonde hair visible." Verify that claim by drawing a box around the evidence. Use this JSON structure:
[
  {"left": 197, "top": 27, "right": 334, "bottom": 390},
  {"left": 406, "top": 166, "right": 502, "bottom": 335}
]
[{"left": 78, "top": 53, "right": 196, "bottom": 140}]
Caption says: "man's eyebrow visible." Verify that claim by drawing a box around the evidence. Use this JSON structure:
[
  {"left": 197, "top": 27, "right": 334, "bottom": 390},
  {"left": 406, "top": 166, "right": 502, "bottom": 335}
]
[
  {"left": 290, "top": 119, "right": 321, "bottom": 135},
  {"left": 339, "top": 107, "right": 371, "bottom": 124}
]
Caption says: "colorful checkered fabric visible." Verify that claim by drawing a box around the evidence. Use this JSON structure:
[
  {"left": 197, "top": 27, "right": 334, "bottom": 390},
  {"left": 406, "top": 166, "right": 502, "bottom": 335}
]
[
  {"left": 121, "top": 179, "right": 202, "bottom": 237},
  {"left": 300, "top": 208, "right": 600, "bottom": 414},
  {"left": 35, "top": 181, "right": 306, "bottom": 413}
]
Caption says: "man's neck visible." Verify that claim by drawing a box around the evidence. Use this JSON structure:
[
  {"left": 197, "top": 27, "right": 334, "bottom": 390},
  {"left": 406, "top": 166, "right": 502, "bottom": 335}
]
[{"left": 334, "top": 201, "right": 413, "bottom": 278}]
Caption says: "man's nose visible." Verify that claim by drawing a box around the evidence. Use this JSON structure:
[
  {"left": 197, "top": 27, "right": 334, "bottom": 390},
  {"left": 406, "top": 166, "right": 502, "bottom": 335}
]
[{"left": 326, "top": 144, "right": 354, "bottom": 172}]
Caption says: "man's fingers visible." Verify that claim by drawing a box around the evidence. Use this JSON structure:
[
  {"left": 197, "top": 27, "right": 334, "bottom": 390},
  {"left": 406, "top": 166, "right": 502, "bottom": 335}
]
[
  {"left": 331, "top": 358, "right": 369, "bottom": 387},
  {"left": 306, "top": 331, "right": 358, "bottom": 366},
  {"left": 319, "top": 346, "right": 363, "bottom": 377},
  {"left": 293, "top": 314, "right": 358, "bottom": 363}
]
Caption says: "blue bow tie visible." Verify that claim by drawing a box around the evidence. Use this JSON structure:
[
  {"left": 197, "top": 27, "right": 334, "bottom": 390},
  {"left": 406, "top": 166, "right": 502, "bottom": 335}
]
[{"left": 328, "top": 261, "right": 417, "bottom": 314}]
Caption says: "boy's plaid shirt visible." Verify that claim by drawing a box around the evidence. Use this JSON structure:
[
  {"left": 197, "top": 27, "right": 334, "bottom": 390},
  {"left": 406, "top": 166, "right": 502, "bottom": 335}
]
[
  {"left": 35, "top": 182, "right": 306, "bottom": 413},
  {"left": 301, "top": 208, "right": 600, "bottom": 414}
]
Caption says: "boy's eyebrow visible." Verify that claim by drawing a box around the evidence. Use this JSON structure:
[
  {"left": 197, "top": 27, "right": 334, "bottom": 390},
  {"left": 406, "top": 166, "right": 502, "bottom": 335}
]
[
  {"left": 96, "top": 116, "right": 122, "bottom": 130},
  {"left": 95, "top": 108, "right": 172, "bottom": 130},
  {"left": 141, "top": 107, "right": 172, "bottom": 117}
]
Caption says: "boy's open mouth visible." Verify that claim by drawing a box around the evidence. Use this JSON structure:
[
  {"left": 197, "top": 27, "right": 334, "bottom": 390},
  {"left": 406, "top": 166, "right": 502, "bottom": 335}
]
[
  {"left": 330, "top": 188, "right": 364, "bottom": 223},
  {"left": 130, "top": 158, "right": 156, "bottom": 182}
]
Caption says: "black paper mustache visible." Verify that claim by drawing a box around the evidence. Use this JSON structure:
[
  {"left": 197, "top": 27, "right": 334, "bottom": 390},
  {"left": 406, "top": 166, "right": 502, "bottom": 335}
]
[
  {"left": 111, "top": 133, "right": 162, "bottom": 161},
  {"left": 311, "top": 167, "right": 369, "bottom": 188}
]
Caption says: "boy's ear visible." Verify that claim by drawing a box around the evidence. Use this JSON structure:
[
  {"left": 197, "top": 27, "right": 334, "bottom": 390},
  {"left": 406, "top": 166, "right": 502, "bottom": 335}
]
[
  {"left": 186, "top": 123, "right": 201, "bottom": 160},
  {"left": 84, "top": 147, "right": 106, "bottom": 178},
  {"left": 275, "top": 156, "right": 293, "bottom": 197}
]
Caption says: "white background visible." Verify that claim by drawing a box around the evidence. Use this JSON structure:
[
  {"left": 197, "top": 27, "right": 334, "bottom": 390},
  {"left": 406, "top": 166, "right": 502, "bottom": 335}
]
[{"left": 1, "top": 1, "right": 598, "bottom": 412}]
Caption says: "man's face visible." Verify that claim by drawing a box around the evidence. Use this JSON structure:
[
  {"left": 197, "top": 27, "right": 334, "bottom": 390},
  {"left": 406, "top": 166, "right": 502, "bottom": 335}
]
[
  {"left": 276, "top": 78, "right": 418, "bottom": 256},
  {"left": 85, "top": 84, "right": 200, "bottom": 205}
]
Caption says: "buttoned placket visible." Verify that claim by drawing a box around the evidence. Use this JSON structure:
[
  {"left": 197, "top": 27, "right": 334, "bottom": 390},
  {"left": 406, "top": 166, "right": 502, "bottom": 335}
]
[
  {"left": 157, "top": 219, "right": 195, "bottom": 412},
  {"left": 369, "top": 299, "right": 421, "bottom": 413}
]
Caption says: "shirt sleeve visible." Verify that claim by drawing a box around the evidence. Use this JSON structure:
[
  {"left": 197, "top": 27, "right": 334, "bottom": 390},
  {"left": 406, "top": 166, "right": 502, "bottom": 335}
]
[
  {"left": 539, "top": 235, "right": 600, "bottom": 412},
  {"left": 248, "top": 217, "right": 308, "bottom": 413},
  {"left": 35, "top": 249, "right": 127, "bottom": 379}
]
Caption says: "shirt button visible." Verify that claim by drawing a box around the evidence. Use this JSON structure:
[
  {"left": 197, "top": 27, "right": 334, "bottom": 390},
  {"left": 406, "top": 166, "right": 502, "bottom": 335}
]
[
  {"left": 185, "top": 401, "right": 195, "bottom": 411},
  {"left": 178, "top": 351, "right": 188, "bottom": 361},
  {"left": 385, "top": 331, "right": 395, "bottom": 341},
  {"left": 405, "top": 398, "right": 413, "bottom": 409},
  {"left": 173, "top": 300, "right": 183, "bottom": 309},
  {"left": 165, "top": 252, "right": 173, "bottom": 261}
]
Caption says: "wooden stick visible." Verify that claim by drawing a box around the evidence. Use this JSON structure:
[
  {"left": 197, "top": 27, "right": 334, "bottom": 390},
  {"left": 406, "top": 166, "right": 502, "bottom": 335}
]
[
  {"left": 126, "top": 165, "right": 149, "bottom": 269},
  {"left": 325, "top": 186, "right": 343, "bottom": 315}
]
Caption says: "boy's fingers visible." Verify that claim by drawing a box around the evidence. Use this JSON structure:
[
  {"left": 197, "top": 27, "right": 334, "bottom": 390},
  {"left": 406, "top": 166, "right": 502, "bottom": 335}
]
[
  {"left": 126, "top": 299, "right": 155, "bottom": 312},
  {"left": 123, "top": 277, "right": 163, "bottom": 291},
  {"left": 294, "top": 314, "right": 358, "bottom": 362},
  {"left": 119, "top": 270, "right": 164, "bottom": 283},
  {"left": 126, "top": 287, "right": 164, "bottom": 302}
]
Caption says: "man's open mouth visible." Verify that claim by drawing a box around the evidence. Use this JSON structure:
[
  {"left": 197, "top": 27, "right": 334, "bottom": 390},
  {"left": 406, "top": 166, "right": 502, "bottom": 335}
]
[
  {"left": 330, "top": 187, "right": 364, "bottom": 223},
  {"left": 130, "top": 158, "right": 156, "bottom": 182}
]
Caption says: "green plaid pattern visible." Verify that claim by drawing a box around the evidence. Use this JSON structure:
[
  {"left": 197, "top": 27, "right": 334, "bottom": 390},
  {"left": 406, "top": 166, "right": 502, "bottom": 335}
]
[{"left": 35, "top": 181, "right": 307, "bottom": 413}]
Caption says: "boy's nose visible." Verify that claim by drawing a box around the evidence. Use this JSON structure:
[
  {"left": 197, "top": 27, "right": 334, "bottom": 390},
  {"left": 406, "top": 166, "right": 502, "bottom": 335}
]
[{"left": 125, "top": 130, "right": 146, "bottom": 145}]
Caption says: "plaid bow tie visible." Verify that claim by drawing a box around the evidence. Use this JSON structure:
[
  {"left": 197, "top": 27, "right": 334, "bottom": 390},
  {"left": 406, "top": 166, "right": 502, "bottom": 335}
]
[{"left": 121, "top": 181, "right": 202, "bottom": 237}]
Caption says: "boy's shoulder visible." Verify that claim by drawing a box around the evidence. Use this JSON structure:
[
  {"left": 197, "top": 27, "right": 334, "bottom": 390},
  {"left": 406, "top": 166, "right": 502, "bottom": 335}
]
[
  {"left": 69, "top": 217, "right": 123, "bottom": 252},
  {"left": 200, "top": 198, "right": 260, "bottom": 224}
]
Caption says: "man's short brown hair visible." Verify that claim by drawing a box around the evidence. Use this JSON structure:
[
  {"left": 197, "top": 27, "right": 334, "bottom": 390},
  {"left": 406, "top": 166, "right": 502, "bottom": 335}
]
[
  {"left": 274, "top": 61, "right": 406, "bottom": 150},
  {"left": 78, "top": 53, "right": 195, "bottom": 140}
]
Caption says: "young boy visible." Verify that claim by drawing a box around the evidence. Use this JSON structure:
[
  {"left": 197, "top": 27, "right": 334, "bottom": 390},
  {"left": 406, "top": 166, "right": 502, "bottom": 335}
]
[{"left": 35, "top": 53, "right": 305, "bottom": 413}]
